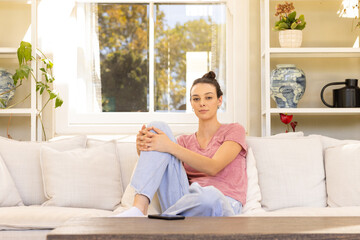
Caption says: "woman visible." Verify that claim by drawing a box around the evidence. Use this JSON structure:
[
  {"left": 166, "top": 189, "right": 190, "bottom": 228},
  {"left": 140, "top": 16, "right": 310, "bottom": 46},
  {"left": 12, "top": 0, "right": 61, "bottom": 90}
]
[{"left": 118, "top": 71, "right": 247, "bottom": 217}]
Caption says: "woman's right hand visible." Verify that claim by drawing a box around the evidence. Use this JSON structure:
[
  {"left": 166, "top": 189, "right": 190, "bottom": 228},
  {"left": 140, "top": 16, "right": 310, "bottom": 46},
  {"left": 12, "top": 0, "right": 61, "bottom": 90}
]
[{"left": 136, "top": 124, "right": 147, "bottom": 155}]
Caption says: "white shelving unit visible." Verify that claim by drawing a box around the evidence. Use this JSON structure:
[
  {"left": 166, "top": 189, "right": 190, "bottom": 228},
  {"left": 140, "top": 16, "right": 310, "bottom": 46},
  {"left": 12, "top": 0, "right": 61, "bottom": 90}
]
[
  {"left": 0, "top": 0, "right": 38, "bottom": 141},
  {"left": 260, "top": 0, "right": 360, "bottom": 136}
]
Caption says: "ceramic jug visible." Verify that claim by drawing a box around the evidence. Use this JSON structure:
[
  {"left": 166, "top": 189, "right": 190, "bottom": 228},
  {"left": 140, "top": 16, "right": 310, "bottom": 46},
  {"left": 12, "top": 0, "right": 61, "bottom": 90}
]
[{"left": 320, "top": 79, "right": 360, "bottom": 108}]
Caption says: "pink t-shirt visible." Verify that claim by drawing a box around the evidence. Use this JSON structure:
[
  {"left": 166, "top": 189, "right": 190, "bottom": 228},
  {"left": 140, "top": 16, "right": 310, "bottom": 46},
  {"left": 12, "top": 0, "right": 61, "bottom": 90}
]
[{"left": 177, "top": 123, "right": 248, "bottom": 205}]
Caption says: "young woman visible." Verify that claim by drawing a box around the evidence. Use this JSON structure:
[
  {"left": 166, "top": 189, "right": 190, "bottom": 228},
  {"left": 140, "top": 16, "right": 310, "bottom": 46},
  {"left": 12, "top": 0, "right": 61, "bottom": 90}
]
[{"left": 118, "top": 71, "right": 247, "bottom": 217}]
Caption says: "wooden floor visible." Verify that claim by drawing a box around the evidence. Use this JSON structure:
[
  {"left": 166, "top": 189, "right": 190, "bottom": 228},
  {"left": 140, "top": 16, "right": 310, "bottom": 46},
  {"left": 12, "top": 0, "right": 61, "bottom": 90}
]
[{"left": 47, "top": 217, "right": 360, "bottom": 240}]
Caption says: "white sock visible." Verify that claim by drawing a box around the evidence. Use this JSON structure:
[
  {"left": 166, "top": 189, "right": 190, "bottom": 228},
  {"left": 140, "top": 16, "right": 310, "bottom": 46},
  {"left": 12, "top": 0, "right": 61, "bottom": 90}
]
[{"left": 112, "top": 207, "right": 145, "bottom": 217}]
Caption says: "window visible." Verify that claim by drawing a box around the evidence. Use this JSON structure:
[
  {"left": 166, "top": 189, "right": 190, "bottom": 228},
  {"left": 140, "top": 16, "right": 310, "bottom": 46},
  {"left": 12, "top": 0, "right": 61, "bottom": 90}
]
[{"left": 55, "top": 0, "right": 248, "bottom": 134}]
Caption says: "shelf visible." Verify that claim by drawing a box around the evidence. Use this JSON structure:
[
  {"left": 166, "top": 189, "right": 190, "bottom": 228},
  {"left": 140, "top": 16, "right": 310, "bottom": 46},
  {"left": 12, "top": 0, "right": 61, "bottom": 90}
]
[
  {"left": 0, "top": 108, "right": 36, "bottom": 116},
  {"left": 0, "top": 48, "right": 17, "bottom": 58},
  {"left": 262, "top": 108, "right": 360, "bottom": 115},
  {"left": 0, "top": 0, "right": 30, "bottom": 4},
  {"left": 261, "top": 48, "right": 360, "bottom": 58}
]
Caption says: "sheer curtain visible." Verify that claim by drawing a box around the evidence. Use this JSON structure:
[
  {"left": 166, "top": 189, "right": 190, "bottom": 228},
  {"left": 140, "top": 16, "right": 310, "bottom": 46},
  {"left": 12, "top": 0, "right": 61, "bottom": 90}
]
[{"left": 76, "top": 3, "right": 102, "bottom": 113}]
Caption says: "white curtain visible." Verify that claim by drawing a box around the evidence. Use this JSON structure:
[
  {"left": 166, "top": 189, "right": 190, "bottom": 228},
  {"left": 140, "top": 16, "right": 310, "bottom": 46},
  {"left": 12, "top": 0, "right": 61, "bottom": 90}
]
[{"left": 76, "top": 3, "right": 102, "bottom": 113}]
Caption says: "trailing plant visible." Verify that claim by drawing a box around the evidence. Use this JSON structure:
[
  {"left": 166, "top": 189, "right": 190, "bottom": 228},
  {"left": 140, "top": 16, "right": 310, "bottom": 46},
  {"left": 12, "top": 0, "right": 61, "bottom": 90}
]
[
  {"left": 273, "top": 2, "right": 306, "bottom": 31},
  {"left": 9, "top": 41, "right": 63, "bottom": 140}
]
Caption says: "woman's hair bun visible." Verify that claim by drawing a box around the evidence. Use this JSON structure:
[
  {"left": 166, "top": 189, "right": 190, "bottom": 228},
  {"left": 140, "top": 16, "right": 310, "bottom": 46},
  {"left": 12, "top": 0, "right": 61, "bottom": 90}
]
[{"left": 202, "top": 71, "right": 216, "bottom": 80}]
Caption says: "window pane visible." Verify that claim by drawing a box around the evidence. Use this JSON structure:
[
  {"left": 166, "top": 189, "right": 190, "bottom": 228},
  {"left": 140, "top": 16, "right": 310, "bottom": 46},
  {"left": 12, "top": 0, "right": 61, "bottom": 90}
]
[
  {"left": 154, "top": 4, "right": 226, "bottom": 112},
  {"left": 98, "top": 4, "right": 149, "bottom": 112}
]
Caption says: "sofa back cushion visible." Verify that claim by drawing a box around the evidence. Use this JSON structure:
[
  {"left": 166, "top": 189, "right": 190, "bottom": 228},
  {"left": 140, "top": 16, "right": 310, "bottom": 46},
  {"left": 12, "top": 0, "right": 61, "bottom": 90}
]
[
  {"left": 0, "top": 136, "right": 87, "bottom": 205},
  {"left": 242, "top": 147, "right": 262, "bottom": 213},
  {"left": 325, "top": 143, "right": 360, "bottom": 207},
  {"left": 40, "top": 141, "right": 122, "bottom": 210},
  {"left": 0, "top": 155, "right": 23, "bottom": 207},
  {"left": 246, "top": 136, "right": 326, "bottom": 211},
  {"left": 86, "top": 139, "right": 138, "bottom": 190}
]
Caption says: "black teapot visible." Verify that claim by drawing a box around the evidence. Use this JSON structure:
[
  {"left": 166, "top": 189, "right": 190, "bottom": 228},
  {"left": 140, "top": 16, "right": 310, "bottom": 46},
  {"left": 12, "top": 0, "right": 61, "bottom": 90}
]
[{"left": 320, "top": 79, "right": 360, "bottom": 108}]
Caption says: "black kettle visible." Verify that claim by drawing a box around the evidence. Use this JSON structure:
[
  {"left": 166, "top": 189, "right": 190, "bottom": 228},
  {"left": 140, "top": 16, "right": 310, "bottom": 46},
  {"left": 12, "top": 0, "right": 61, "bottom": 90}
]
[{"left": 321, "top": 79, "right": 360, "bottom": 108}]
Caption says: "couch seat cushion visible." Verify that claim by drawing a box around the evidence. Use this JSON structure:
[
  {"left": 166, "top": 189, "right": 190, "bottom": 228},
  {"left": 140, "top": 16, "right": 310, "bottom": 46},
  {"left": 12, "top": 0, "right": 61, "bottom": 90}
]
[{"left": 0, "top": 206, "right": 112, "bottom": 230}]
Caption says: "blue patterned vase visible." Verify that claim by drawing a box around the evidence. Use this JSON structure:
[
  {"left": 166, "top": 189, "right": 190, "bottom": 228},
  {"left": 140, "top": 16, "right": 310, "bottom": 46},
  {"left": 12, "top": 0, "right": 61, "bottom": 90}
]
[
  {"left": 0, "top": 69, "right": 15, "bottom": 108},
  {"left": 270, "top": 64, "right": 306, "bottom": 108}
]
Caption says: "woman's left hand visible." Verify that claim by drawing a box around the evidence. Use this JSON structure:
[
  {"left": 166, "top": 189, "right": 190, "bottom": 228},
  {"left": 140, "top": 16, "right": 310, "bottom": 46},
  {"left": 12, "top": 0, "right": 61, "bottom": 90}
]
[{"left": 142, "top": 127, "right": 174, "bottom": 153}]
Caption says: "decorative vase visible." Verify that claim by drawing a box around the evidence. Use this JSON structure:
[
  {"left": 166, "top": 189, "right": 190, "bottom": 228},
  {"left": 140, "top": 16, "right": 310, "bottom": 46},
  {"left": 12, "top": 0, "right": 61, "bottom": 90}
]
[
  {"left": 270, "top": 64, "right": 306, "bottom": 108},
  {"left": 0, "top": 69, "right": 15, "bottom": 108},
  {"left": 279, "top": 30, "right": 302, "bottom": 48}
]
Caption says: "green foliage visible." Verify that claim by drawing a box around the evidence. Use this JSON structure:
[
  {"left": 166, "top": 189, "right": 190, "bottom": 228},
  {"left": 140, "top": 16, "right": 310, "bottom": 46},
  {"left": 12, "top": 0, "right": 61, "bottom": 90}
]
[
  {"left": 97, "top": 4, "right": 221, "bottom": 112},
  {"left": 273, "top": 11, "right": 306, "bottom": 31},
  {"left": 11, "top": 41, "right": 63, "bottom": 140},
  {"left": 13, "top": 41, "right": 62, "bottom": 110}
]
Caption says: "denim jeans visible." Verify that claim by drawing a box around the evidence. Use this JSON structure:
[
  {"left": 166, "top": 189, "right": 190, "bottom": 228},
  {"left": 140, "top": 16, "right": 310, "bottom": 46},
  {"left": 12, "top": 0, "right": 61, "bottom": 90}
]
[{"left": 131, "top": 121, "right": 242, "bottom": 216}]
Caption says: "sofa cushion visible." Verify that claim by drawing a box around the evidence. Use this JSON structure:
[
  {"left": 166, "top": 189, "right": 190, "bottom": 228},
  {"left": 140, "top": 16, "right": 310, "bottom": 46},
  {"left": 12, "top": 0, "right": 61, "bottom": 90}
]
[
  {"left": 40, "top": 141, "right": 123, "bottom": 211},
  {"left": 86, "top": 139, "right": 138, "bottom": 191},
  {"left": 242, "top": 147, "right": 262, "bottom": 214},
  {"left": 0, "top": 154, "right": 23, "bottom": 207},
  {"left": 246, "top": 136, "right": 326, "bottom": 211},
  {"left": 0, "top": 206, "right": 112, "bottom": 230},
  {"left": 325, "top": 143, "right": 360, "bottom": 207},
  {"left": 241, "top": 206, "right": 360, "bottom": 217},
  {"left": 309, "top": 134, "right": 360, "bottom": 152},
  {"left": 0, "top": 135, "right": 87, "bottom": 206}
]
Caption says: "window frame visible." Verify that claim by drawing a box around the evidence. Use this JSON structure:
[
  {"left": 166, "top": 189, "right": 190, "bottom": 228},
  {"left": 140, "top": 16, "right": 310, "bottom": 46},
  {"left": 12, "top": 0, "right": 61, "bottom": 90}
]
[{"left": 54, "top": 0, "right": 249, "bottom": 135}]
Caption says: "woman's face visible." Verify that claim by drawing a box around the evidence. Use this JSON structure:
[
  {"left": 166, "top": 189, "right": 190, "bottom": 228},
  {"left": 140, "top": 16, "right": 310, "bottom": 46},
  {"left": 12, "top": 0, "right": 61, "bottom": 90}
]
[{"left": 190, "top": 83, "right": 222, "bottom": 121}]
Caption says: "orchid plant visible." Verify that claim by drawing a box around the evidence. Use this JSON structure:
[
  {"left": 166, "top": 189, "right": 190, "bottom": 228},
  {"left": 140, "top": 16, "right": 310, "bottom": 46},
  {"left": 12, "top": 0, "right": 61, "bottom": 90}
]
[
  {"left": 273, "top": 2, "right": 306, "bottom": 31},
  {"left": 280, "top": 113, "right": 298, "bottom": 132}
]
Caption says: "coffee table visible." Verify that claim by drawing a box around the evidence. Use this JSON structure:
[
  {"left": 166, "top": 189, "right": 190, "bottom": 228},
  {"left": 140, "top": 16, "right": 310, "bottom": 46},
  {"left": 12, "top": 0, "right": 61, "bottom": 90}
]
[{"left": 47, "top": 217, "right": 360, "bottom": 240}]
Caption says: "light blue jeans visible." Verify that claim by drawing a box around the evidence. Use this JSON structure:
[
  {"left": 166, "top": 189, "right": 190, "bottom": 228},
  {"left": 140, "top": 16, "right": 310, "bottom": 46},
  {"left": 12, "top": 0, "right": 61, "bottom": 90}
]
[{"left": 131, "top": 121, "right": 242, "bottom": 216}]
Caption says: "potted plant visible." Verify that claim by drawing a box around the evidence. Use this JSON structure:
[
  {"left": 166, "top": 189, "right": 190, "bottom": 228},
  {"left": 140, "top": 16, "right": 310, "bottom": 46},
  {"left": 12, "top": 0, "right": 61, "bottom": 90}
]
[
  {"left": 9, "top": 41, "right": 63, "bottom": 140},
  {"left": 273, "top": 2, "right": 306, "bottom": 48}
]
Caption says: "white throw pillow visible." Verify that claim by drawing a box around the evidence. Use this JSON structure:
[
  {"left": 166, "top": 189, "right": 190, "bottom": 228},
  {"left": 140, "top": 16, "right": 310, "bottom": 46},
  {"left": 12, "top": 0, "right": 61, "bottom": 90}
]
[
  {"left": 325, "top": 143, "right": 360, "bottom": 207},
  {"left": 242, "top": 147, "right": 262, "bottom": 214},
  {"left": 270, "top": 131, "right": 304, "bottom": 138},
  {"left": 40, "top": 141, "right": 123, "bottom": 210},
  {"left": 309, "top": 134, "right": 360, "bottom": 151},
  {"left": 246, "top": 137, "right": 326, "bottom": 211},
  {"left": 86, "top": 138, "right": 138, "bottom": 191},
  {"left": 0, "top": 135, "right": 87, "bottom": 205},
  {"left": 0, "top": 155, "right": 23, "bottom": 207}
]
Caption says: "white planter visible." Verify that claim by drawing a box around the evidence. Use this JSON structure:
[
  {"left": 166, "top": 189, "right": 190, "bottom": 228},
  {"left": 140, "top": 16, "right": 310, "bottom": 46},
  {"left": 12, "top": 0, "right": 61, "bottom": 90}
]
[{"left": 279, "top": 30, "right": 302, "bottom": 48}]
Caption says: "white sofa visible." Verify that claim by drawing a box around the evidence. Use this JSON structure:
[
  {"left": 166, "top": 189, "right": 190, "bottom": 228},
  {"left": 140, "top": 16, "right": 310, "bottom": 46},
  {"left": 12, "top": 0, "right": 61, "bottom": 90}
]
[{"left": 1, "top": 132, "right": 360, "bottom": 240}]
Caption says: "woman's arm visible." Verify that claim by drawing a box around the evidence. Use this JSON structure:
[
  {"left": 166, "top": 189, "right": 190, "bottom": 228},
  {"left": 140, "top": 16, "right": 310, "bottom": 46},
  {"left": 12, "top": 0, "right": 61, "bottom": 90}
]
[{"left": 141, "top": 127, "right": 242, "bottom": 176}]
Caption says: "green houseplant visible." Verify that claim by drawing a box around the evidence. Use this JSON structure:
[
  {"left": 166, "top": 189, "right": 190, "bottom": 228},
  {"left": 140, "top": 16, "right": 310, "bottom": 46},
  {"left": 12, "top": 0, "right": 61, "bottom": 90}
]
[
  {"left": 9, "top": 41, "right": 63, "bottom": 140},
  {"left": 273, "top": 2, "right": 306, "bottom": 47},
  {"left": 273, "top": 2, "right": 306, "bottom": 31}
]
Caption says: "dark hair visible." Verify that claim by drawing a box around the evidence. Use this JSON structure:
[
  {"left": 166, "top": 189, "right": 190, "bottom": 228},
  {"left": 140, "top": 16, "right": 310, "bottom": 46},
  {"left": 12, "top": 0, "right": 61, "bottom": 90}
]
[{"left": 190, "top": 71, "right": 223, "bottom": 98}]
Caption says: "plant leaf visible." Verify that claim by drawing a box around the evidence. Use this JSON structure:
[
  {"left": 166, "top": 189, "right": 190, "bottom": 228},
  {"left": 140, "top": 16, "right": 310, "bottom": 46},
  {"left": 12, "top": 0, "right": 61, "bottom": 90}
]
[
  {"left": 296, "top": 21, "right": 306, "bottom": 30},
  {"left": 290, "top": 22, "right": 298, "bottom": 29},
  {"left": 288, "top": 11, "right": 296, "bottom": 22},
  {"left": 20, "top": 41, "right": 32, "bottom": 63},
  {"left": 299, "top": 14, "right": 305, "bottom": 22},
  {"left": 278, "top": 22, "right": 289, "bottom": 30},
  {"left": 55, "top": 97, "right": 63, "bottom": 108},
  {"left": 49, "top": 91, "right": 57, "bottom": 100}
]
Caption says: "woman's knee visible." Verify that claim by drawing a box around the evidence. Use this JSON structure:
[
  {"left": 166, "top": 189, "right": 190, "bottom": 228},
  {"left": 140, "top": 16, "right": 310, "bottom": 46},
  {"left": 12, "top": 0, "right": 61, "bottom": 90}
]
[
  {"left": 148, "top": 121, "right": 169, "bottom": 131},
  {"left": 147, "top": 121, "right": 175, "bottom": 142}
]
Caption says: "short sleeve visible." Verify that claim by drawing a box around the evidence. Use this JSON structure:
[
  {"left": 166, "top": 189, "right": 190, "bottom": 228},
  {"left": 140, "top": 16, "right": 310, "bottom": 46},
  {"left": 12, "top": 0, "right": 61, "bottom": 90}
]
[
  {"left": 224, "top": 123, "right": 247, "bottom": 157},
  {"left": 176, "top": 135, "right": 186, "bottom": 148}
]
